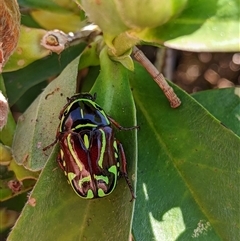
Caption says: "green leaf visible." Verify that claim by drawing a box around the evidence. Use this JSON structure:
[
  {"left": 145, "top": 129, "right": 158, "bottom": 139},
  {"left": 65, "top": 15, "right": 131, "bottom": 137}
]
[
  {"left": 137, "top": 0, "right": 240, "bottom": 52},
  {"left": 4, "top": 43, "right": 86, "bottom": 107},
  {"left": 30, "top": 10, "right": 83, "bottom": 32},
  {"left": 0, "top": 208, "right": 18, "bottom": 232},
  {"left": 130, "top": 63, "right": 240, "bottom": 240},
  {"left": 9, "top": 159, "right": 39, "bottom": 182},
  {"left": 78, "top": 41, "right": 100, "bottom": 70},
  {"left": 192, "top": 88, "right": 240, "bottom": 137},
  {"left": 18, "top": 0, "right": 81, "bottom": 13},
  {"left": 8, "top": 146, "right": 134, "bottom": 241},
  {"left": 0, "top": 75, "right": 16, "bottom": 146},
  {"left": 110, "top": 48, "right": 134, "bottom": 71},
  {"left": 8, "top": 48, "right": 138, "bottom": 241},
  {"left": 12, "top": 56, "right": 81, "bottom": 170},
  {"left": 90, "top": 48, "right": 138, "bottom": 237},
  {"left": 11, "top": 81, "right": 48, "bottom": 113},
  {"left": 0, "top": 144, "right": 37, "bottom": 202},
  {"left": 18, "top": 0, "right": 68, "bottom": 12},
  {"left": 3, "top": 26, "right": 50, "bottom": 72}
]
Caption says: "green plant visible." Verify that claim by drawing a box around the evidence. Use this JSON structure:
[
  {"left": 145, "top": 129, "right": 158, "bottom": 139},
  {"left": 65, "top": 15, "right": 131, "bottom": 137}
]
[{"left": 1, "top": 0, "right": 239, "bottom": 240}]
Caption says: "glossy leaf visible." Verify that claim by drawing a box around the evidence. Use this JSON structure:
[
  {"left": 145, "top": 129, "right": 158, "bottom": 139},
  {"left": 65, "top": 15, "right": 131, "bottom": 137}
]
[
  {"left": 0, "top": 208, "right": 18, "bottom": 232},
  {"left": 3, "top": 26, "right": 51, "bottom": 72},
  {"left": 0, "top": 155, "right": 37, "bottom": 202},
  {"left": 192, "top": 87, "right": 240, "bottom": 137},
  {"left": 130, "top": 63, "right": 240, "bottom": 240},
  {"left": 0, "top": 178, "right": 36, "bottom": 202},
  {"left": 136, "top": 0, "right": 240, "bottom": 52},
  {"left": 8, "top": 48, "right": 138, "bottom": 241},
  {"left": 30, "top": 10, "right": 83, "bottom": 32},
  {"left": 78, "top": 41, "right": 100, "bottom": 70},
  {"left": 12, "top": 56, "right": 80, "bottom": 171},
  {"left": 7, "top": 146, "right": 124, "bottom": 241},
  {"left": 4, "top": 43, "right": 86, "bottom": 107},
  {"left": 18, "top": 0, "right": 67, "bottom": 12},
  {"left": 8, "top": 61, "right": 240, "bottom": 240},
  {"left": 8, "top": 158, "right": 39, "bottom": 181},
  {"left": 0, "top": 75, "right": 15, "bottom": 146},
  {"left": 0, "top": 144, "right": 12, "bottom": 164},
  {"left": 77, "top": 0, "right": 187, "bottom": 53},
  {"left": 0, "top": 144, "right": 37, "bottom": 202},
  {"left": 10, "top": 81, "right": 48, "bottom": 113},
  {"left": 90, "top": 48, "right": 138, "bottom": 238},
  {"left": 18, "top": 0, "right": 80, "bottom": 12}
]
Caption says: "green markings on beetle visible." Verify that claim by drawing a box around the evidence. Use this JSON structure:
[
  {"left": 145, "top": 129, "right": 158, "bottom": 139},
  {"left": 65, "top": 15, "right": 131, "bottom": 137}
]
[
  {"left": 86, "top": 190, "right": 94, "bottom": 199},
  {"left": 68, "top": 172, "right": 76, "bottom": 182},
  {"left": 80, "top": 107, "right": 84, "bottom": 119},
  {"left": 83, "top": 134, "right": 89, "bottom": 149},
  {"left": 44, "top": 93, "right": 137, "bottom": 200},
  {"left": 98, "top": 129, "right": 106, "bottom": 169},
  {"left": 96, "top": 175, "right": 109, "bottom": 197},
  {"left": 94, "top": 175, "right": 109, "bottom": 184},
  {"left": 108, "top": 165, "right": 118, "bottom": 191},
  {"left": 68, "top": 172, "right": 78, "bottom": 193},
  {"left": 113, "top": 141, "right": 118, "bottom": 159},
  {"left": 60, "top": 150, "right": 66, "bottom": 167},
  {"left": 88, "top": 99, "right": 110, "bottom": 125},
  {"left": 98, "top": 189, "right": 105, "bottom": 197},
  {"left": 73, "top": 123, "right": 97, "bottom": 131},
  {"left": 79, "top": 175, "right": 91, "bottom": 186},
  {"left": 108, "top": 165, "right": 117, "bottom": 176},
  {"left": 68, "top": 172, "right": 94, "bottom": 199},
  {"left": 66, "top": 134, "right": 83, "bottom": 171}
]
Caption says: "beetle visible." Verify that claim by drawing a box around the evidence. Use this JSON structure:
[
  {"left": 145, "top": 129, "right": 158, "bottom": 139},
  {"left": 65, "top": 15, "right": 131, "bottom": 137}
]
[{"left": 44, "top": 93, "right": 138, "bottom": 200}]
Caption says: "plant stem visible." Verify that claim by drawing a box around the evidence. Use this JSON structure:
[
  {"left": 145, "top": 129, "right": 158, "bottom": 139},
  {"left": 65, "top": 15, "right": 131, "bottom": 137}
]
[{"left": 132, "top": 46, "right": 181, "bottom": 108}]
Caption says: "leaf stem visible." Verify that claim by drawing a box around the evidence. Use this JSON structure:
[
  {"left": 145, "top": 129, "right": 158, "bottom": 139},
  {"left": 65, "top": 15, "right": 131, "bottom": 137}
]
[{"left": 132, "top": 46, "right": 181, "bottom": 108}]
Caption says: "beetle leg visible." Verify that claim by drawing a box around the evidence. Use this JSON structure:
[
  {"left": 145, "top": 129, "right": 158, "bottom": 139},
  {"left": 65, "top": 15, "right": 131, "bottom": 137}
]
[
  {"left": 43, "top": 127, "right": 62, "bottom": 151},
  {"left": 58, "top": 97, "right": 72, "bottom": 119},
  {"left": 108, "top": 116, "right": 139, "bottom": 131},
  {"left": 117, "top": 140, "right": 136, "bottom": 201},
  {"left": 42, "top": 139, "right": 58, "bottom": 151}
]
